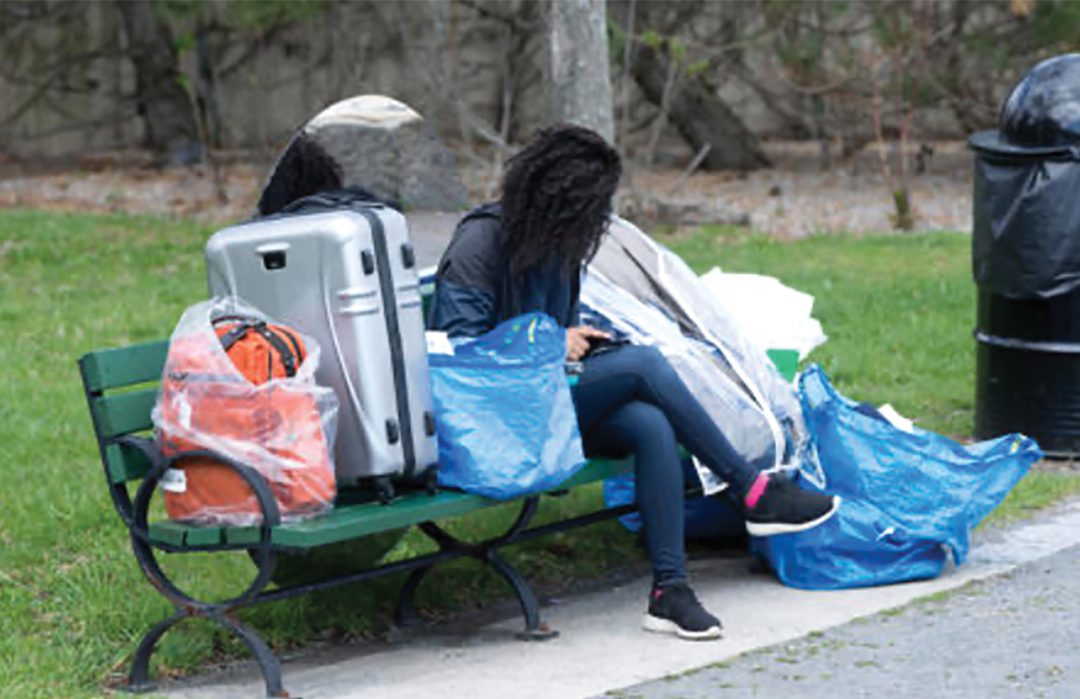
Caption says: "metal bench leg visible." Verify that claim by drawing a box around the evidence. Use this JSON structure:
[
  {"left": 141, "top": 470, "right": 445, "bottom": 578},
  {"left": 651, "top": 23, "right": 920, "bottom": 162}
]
[
  {"left": 404, "top": 498, "right": 558, "bottom": 640},
  {"left": 486, "top": 550, "right": 559, "bottom": 641},
  {"left": 125, "top": 609, "right": 287, "bottom": 698},
  {"left": 121, "top": 447, "right": 287, "bottom": 696},
  {"left": 214, "top": 612, "right": 288, "bottom": 698},
  {"left": 127, "top": 611, "right": 185, "bottom": 693},
  {"left": 395, "top": 564, "right": 434, "bottom": 627}
]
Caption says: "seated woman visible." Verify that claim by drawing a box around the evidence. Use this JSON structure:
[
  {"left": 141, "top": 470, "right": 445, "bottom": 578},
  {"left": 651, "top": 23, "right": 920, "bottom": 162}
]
[{"left": 429, "top": 124, "right": 838, "bottom": 640}]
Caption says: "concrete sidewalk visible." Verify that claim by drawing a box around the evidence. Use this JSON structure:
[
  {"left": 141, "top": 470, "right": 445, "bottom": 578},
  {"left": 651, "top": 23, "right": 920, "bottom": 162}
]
[
  {"left": 622, "top": 541, "right": 1080, "bottom": 698},
  {"left": 168, "top": 498, "right": 1080, "bottom": 699}
]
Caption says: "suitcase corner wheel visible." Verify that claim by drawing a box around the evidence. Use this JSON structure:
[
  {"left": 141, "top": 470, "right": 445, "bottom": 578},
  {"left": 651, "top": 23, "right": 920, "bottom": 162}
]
[{"left": 374, "top": 475, "right": 395, "bottom": 504}]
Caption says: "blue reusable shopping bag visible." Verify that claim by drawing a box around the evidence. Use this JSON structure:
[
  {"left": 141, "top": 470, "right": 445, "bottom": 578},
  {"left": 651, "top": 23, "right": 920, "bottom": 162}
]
[
  {"left": 429, "top": 313, "right": 586, "bottom": 500},
  {"left": 751, "top": 364, "right": 1042, "bottom": 590}
]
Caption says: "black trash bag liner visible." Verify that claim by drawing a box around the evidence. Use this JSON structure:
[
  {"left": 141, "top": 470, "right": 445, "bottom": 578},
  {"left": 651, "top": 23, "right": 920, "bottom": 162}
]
[
  {"left": 999, "top": 53, "right": 1080, "bottom": 152},
  {"left": 970, "top": 145, "right": 1080, "bottom": 299},
  {"left": 970, "top": 53, "right": 1080, "bottom": 300}
]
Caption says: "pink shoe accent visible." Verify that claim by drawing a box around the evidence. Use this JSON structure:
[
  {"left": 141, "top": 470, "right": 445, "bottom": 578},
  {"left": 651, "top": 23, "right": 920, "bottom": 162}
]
[
  {"left": 652, "top": 588, "right": 664, "bottom": 600},
  {"left": 744, "top": 473, "right": 770, "bottom": 510}
]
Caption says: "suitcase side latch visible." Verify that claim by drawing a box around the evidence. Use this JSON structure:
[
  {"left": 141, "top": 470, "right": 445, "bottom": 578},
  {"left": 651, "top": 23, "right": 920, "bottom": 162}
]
[{"left": 385, "top": 419, "right": 401, "bottom": 444}]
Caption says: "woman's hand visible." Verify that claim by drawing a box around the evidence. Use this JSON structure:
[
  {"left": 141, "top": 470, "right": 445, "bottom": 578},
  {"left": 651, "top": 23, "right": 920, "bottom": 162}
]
[{"left": 566, "top": 326, "right": 611, "bottom": 361}]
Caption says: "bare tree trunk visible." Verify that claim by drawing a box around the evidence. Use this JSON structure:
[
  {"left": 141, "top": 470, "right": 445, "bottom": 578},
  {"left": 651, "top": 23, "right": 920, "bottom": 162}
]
[
  {"left": 544, "top": 0, "right": 615, "bottom": 143},
  {"left": 115, "top": 0, "right": 201, "bottom": 165},
  {"left": 630, "top": 40, "right": 769, "bottom": 171}
]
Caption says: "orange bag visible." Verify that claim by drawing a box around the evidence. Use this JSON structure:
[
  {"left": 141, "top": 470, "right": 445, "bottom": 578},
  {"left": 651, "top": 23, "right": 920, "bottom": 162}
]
[{"left": 154, "top": 301, "right": 338, "bottom": 525}]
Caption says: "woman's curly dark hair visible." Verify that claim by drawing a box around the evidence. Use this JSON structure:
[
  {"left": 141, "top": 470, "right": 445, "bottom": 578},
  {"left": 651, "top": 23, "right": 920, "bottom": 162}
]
[{"left": 500, "top": 124, "right": 621, "bottom": 275}]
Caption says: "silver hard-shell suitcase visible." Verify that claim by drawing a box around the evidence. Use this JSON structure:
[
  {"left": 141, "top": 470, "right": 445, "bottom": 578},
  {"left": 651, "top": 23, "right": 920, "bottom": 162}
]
[{"left": 205, "top": 193, "right": 438, "bottom": 497}]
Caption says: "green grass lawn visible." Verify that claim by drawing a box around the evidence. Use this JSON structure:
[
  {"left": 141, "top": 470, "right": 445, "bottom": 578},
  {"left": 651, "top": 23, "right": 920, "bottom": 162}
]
[
  {"left": 1, "top": 210, "right": 1077, "bottom": 697},
  {"left": 663, "top": 226, "right": 974, "bottom": 437}
]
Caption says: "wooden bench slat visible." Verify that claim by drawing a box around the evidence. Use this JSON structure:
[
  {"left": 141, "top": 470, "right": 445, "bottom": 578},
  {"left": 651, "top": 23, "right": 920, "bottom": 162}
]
[
  {"left": 271, "top": 490, "right": 485, "bottom": 548},
  {"left": 226, "top": 527, "right": 262, "bottom": 546},
  {"left": 148, "top": 521, "right": 188, "bottom": 547},
  {"left": 142, "top": 459, "right": 636, "bottom": 551},
  {"left": 272, "top": 460, "right": 630, "bottom": 548},
  {"left": 185, "top": 526, "right": 225, "bottom": 547},
  {"left": 104, "top": 442, "right": 153, "bottom": 484},
  {"left": 142, "top": 493, "right": 477, "bottom": 550},
  {"left": 93, "top": 389, "right": 158, "bottom": 439},
  {"left": 147, "top": 522, "right": 260, "bottom": 548},
  {"left": 80, "top": 341, "right": 168, "bottom": 393}
]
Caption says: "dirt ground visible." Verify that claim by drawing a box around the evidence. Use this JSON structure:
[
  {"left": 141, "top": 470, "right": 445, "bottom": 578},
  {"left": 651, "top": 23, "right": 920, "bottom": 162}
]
[{"left": 0, "top": 141, "right": 975, "bottom": 236}]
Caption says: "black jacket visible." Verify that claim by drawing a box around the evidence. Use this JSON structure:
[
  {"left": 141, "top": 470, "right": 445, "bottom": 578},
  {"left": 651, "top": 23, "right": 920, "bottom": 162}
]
[{"left": 428, "top": 204, "right": 581, "bottom": 337}]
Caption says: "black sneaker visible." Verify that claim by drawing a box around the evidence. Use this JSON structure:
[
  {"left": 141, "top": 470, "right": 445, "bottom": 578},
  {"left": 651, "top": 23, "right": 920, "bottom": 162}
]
[
  {"left": 641, "top": 583, "right": 722, "bottom": 640},
  {"left": 745, "top": 476, "right": 840, "bottom": 537}
]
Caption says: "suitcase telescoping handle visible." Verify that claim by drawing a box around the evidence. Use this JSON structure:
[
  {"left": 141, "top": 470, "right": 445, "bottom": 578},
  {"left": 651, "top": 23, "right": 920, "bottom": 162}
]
[{"left": 357, "top": 208, "right": 419, "bottom": 479}]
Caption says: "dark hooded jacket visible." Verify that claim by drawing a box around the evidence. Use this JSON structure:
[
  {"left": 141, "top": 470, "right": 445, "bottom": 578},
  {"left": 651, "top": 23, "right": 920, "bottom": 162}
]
[{"left": 428, "top": 204, "right": 581, "bottom": 337}]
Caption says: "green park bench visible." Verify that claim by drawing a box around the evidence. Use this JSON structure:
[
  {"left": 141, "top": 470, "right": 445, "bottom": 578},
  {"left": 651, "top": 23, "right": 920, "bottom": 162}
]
[{"left": 78, "top": 282, "right": 797, "bottom": 698}]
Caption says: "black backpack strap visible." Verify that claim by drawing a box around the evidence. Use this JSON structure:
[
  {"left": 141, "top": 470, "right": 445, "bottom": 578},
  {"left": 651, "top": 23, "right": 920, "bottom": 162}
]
[
  {"left": 217, "top": 322, "right": 255, "bottom": 353},
  {"left": 252, "top": 323, "right": 298, "bottom": 378},
  {"left": 277, "top": 187, "right": 400, "bottom": 215},
  {"left": 216, "top": 318, "right": 301, "bottom": 379},
  {"left": 274, "top": 326, "right": 306, "bottom": 365}
]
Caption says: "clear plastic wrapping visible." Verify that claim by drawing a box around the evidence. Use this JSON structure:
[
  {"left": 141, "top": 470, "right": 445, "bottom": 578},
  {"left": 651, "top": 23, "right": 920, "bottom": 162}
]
[
  {"left": 583, "top": 217, "right": 819, "bottom": 488},
  {"left": 152, "top": 297, "right": 339, "bottom": 525}
]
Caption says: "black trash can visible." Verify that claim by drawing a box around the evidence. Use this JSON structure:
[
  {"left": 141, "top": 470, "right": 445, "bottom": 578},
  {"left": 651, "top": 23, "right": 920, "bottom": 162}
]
[{"left": 970, "top": 53, "right": 1080, "bottom": 458}]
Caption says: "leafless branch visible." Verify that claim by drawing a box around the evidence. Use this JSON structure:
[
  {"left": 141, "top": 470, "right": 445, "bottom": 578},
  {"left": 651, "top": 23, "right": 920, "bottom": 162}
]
[
  {"left": 485, "top": 20, "right": 520, "bottom": 199},
  {"left": 458, "top": 0, "right": 541, "bottom": 33},
  {"left": 1, "top": 74, "right": 56, "bottom": 127},
  {"left": 668, "top": 143, "right": 711, "bottom": 194},
  {"left": 645, "top": 42, "right": 679, "bottom": 165},
  {"left": 216, "top": 23, "right": 292, "bottom": 79}
]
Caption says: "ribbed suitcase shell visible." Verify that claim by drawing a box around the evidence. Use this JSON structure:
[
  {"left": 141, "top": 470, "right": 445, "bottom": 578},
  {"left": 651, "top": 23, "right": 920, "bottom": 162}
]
[{"left": 205, "top": 204, "right": 438, "bottom": 487}]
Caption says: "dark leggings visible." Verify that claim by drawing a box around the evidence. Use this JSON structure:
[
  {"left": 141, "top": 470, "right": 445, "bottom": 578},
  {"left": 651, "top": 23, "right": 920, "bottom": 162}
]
[{"left": 571, "top": 344, "right": 763, "bottom": 586}]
